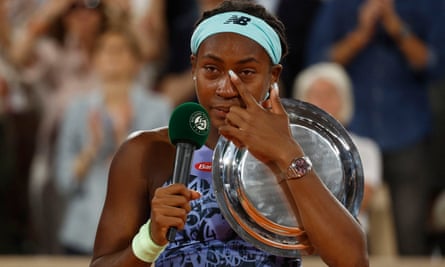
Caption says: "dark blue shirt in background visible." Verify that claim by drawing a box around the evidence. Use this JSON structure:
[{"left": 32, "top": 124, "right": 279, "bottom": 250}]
[{"left": 306, "top": 0, "right": 445, "bottom": 152}]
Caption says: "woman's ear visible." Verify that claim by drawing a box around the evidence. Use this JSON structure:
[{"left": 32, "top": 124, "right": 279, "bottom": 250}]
[
  {"left": 271, "top": 64, "right": 283, "bottom": 85},
  {"left": 190, "top": 54, "right": 197, "bottom": 78}
]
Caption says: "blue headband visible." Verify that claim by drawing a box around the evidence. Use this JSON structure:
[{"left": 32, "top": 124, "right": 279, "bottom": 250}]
[{"left": 190, "top": 11, "right": 282, "bottom": 64}]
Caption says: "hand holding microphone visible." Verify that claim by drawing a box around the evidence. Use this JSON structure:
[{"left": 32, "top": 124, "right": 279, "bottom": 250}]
[
  {"left": 166, "top": 102, "right": 210, "bottom": 241},
  {"left": 132, "top": 102, "right": 210, "bottom": 263}
]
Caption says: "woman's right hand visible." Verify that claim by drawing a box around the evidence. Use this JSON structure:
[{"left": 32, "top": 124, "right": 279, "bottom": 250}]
[{"left": 150, "top": 184, "right": 201, "bottom": 245}]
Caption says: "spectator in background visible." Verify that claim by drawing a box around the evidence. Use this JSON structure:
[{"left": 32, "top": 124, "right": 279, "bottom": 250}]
[
  {"left": 139, "top": 0, "right": 225, "bottom": 106},
  {"left": 54, "top": 25, "right": 172, "bottom": 255},
  {"left": 8, "top": 0, "right": 110, "bottom": 253},
  {"left": 293, "top": 62, "right": 382, "bottom": 241},
  {"left": 10, "top": 0, "right": 109, "bottom": 155},
  {"left": 306, "top": 0, "right": 445, "bottom": 255}
]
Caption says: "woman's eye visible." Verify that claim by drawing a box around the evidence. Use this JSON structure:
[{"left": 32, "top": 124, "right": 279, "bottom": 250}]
[
  {"left": 204, "top": 66, "right": 218, "bottom": 73},
  {"left": 202, "top": 65, "right": 221, "bottom": 79},
  {"left": 238, "top": 70, "right": 255, "bottom": 79},
  {"left": 239, "top": 70, "right": 255, "bottom": 77}
]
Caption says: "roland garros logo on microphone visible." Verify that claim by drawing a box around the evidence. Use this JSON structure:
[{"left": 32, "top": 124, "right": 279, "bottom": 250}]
[
  {"left": 189, "top": 110, "right": 209, "bottom": 136},
  {"left": 189, "top": 109, "right": 211, "bottom": 172}
]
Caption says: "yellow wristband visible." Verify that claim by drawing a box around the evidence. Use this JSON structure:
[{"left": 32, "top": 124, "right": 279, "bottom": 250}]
[{"left": 131, "top": 219, "right": 168, "bottom": 263}]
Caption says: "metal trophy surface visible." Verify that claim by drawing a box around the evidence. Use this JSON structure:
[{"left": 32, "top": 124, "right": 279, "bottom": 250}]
[{"left": 212, "top": 98, "right": 364, "bottom": 258}]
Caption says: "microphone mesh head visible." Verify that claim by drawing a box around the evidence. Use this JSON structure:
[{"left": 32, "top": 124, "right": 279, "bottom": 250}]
[{"left": 168, "top": 102, "right": 210, "bottom": 148}]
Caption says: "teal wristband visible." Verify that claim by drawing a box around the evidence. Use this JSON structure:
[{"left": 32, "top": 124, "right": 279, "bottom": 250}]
[{"left": 131, "top": 219, "right": 168, "bottom": 263}]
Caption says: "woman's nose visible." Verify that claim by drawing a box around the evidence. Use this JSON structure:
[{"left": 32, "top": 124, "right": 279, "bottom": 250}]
[{"left": 216, "top": 74, "right": 238, "bottom": 98}]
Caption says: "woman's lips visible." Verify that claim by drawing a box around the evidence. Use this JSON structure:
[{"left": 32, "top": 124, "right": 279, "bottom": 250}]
[{"left": 212, "top": 106, "right": 230, "bottom": 119}]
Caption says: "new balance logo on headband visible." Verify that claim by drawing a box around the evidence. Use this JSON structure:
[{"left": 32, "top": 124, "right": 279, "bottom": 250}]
[{"left": 224, "top": 15, "right": 251, "bottom": 26}]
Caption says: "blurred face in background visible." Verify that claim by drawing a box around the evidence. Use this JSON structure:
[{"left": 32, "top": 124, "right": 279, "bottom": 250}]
[
  {"left": 63, "top": 1, "right": 104, "bottom": 40},
  {"left": 93, "top": 31, "right": 141, "bottom": 82},
  {"left": 304, "top": 78, "right": 343, "bottom": 121}
]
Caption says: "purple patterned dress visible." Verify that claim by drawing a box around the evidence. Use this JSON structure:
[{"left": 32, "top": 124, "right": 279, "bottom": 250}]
[{"left": 154, "top": 146, "right": 302, "bottom": 267}]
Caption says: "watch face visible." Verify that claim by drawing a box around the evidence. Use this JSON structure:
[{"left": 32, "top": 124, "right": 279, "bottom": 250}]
[
  {"left": 212, "top": 98, "right": 364, "bottom": 258},
  {"left": 293, "top": 157, "right": 310, "bottom": 177},
  {"left": 287, "top": 157, "right": 311, "bottom": 178}
]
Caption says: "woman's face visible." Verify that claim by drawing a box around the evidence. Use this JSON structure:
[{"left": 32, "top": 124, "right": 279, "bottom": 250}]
[
  {"left": 191, "top": 32, "right": 281, "bottom": 132},
  {"left": 93, "top": 32, "right": 140, "bottom": 82},
  {"left": 64, "top": 3, "right": 103, "bottom": 38}
]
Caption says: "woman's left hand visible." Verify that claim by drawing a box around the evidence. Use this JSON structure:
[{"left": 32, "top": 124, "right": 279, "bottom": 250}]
[{"left": 218, "top": 71, "right": 303, "bottom": 171}]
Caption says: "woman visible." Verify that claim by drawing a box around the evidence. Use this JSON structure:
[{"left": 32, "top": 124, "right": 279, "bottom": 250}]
[{"left": 90, "top": 1, "right": 369, "bottom": 266}]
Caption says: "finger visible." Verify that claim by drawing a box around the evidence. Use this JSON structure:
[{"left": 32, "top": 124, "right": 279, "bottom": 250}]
[
  {"left": 161, "top": 183, "right": 190, "bottom": 196},
  {"left": 151, "top": 209, "right": 187, "bottom": 235},
  {"left": 151, "top": 186, "right": 195, "bottom": 227},
  {"left": 164, "top": 195, "right": 193, "bottom": 211},
  {"left": 190, "top": 190, "right": 201, "bottom": 200},
  {"left": 153, "top": 203, "right": 188, "bottom": 221},
  {"left": 224, "top": 105, "right": 249, "bottom": 131},
  {"left": 153, "top": 184, "right": 194, "bottom": 209},
  {"left": 269, "top": 83, "right": 287, "bottom": 115},
  {"left": 218, "top": 124, "right": 245, "bottom": 148},
  {"left": 228, "top": 70, "right": 260, "bottom": 108}
]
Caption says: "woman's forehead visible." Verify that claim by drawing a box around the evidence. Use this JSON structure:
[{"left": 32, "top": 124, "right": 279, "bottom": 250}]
[{"left": 197, "top": 32, "right": 270, "bottom": 63}]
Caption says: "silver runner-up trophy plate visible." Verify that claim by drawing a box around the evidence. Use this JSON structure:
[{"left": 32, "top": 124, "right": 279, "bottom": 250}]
[{"left": 212, "top": 98, "right": 364, "bottom": 258}]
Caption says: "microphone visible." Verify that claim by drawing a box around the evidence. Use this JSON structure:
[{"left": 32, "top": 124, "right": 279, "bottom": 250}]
[{"left": 166, "top": 102, "right": 210, "bottom": 241}]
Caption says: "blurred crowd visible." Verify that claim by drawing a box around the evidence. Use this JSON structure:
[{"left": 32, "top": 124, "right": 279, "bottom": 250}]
[{"left": 0, "top": 0, "right": 444, "bottom": 259}]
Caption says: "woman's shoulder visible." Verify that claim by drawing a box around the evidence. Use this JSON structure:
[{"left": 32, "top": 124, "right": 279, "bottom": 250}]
[
  {"left": 120, "top": 127, "right": 175, "bottom": 164},
  {"left": 125, "top": 127, "right": 171, "bottom": 151},
  {"left": 110, "top": 126, "right": 175, "bottom": 182}
]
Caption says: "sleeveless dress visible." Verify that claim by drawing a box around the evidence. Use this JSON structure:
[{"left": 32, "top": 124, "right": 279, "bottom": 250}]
[{"left": 155, "top": 145, "right": 302, "bottom": 267}]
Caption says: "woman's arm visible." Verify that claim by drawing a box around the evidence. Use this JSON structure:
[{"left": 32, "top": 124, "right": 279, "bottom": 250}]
[
  {"left": 90, "top": 129, "right": 198, "bottom": 267},
  {"left": 280, "top": 168, "right": 369, "bottom": 267},
  {"left": 90, "top": 133, "right": 154, "bottom": 267},
  {"left": 219, "top": 71, "right": 369, "bottom": 267}
]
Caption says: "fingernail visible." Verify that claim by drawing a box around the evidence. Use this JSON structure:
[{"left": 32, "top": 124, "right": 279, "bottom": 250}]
[
  {"left": 273, "top": 82, "right": 279, "bottom": 93},
  {"left": 228, "top": 69, "right": 236, "bottom": 78}
]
